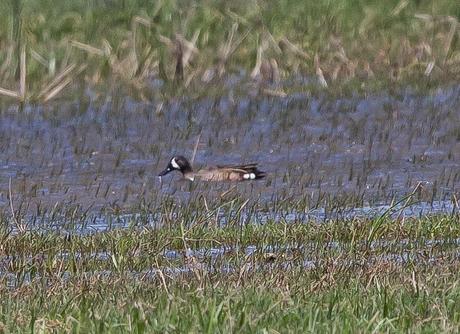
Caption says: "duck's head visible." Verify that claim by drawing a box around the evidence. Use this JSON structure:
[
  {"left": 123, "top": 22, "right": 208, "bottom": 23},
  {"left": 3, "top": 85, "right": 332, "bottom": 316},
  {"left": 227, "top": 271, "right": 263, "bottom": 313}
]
[{"left": 158, "top": 156, "right": 192, "bottom": 176}]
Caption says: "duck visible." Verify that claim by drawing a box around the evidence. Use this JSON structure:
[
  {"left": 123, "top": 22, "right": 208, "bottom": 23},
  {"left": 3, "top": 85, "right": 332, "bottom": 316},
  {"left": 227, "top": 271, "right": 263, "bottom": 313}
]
[{"left": 158, "top": 155, "right": 266, "bottom": 181}]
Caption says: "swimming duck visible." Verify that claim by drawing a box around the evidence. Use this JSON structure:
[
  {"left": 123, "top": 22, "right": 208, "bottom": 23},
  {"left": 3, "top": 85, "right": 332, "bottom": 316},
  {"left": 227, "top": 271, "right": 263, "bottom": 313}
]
[{"left": 158, "top": 156, "right": 266, "bottom": 181}]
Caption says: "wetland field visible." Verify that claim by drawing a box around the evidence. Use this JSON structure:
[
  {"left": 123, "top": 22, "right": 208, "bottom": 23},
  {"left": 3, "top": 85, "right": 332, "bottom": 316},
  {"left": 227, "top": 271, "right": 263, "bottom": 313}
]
[{"left": 1, "top": 0, "right": 460, "bottom": 332}]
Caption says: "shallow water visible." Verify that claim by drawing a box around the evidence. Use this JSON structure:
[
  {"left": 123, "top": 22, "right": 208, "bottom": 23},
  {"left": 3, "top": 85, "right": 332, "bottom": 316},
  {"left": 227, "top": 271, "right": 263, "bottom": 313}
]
[
  {"left": 7, "top": 199, "right": 456, "bottom": 234},
  {"left": 3, "top": 235, "right": 459, "bottom": 288},
  {"left": 0, "top": 84, "right": 459, "bottom": 229}
]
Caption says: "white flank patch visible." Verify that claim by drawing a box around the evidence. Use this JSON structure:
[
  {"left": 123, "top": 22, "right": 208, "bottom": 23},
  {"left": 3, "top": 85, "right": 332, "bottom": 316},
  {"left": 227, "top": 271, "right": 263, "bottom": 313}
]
[
  {"left": 171, "top": 158, "right": 180, "bottom": 169},
  {"left": 244, "top": 173, "right": 256, "bottom": 180}
]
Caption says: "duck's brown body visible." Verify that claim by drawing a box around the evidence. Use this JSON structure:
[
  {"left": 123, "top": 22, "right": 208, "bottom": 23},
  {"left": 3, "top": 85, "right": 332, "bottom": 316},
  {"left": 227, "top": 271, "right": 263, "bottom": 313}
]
[
  {"left": 159, "top": 156, "right": 266, "bottom": 182},
  {"left": 184, "top": 163, "right": 264, "bottom": 181}
]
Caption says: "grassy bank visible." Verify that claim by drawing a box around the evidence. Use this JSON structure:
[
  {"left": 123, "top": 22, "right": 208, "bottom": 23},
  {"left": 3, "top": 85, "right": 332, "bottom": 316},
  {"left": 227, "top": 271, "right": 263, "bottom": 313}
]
[
  {"left": 0, "top": 0, "right": 459, "bottom": 102},
  {"left": 1, "top": 213, "right": 460, "bottom": 332}
]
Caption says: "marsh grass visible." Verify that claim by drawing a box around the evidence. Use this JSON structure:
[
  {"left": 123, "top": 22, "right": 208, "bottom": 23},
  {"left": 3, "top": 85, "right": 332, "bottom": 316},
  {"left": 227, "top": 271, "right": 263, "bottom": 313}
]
[
  {"left": 0, "top": 0, "right": 459, "bottom": 102},
  {"left": 1, "top": 209, "right": 460, "bottom": 332}
]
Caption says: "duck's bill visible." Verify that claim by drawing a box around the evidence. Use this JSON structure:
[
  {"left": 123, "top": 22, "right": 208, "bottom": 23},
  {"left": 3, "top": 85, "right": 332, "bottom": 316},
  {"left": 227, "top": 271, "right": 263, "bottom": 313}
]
[{"left": 158, "top": 167, "right": 172, "bottom": 176}]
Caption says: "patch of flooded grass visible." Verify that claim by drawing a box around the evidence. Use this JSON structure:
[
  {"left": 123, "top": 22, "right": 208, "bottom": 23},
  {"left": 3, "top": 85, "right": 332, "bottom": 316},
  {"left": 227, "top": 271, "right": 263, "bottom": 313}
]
[
  {"left": 1, "top": 86, "right": 459, "bottom": 214},
  {"left": 0, "top": 1, "right": 459, "bottom": 329},
  {"left": 0, "top": 82, "right": 457, "bottom": 331},
  {"left": 1, "top": 214, "right": 460, "bottom": 331}
]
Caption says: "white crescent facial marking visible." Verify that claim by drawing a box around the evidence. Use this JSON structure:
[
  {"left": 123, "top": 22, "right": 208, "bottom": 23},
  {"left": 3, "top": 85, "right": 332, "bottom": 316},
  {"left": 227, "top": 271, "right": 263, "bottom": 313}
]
[{"left": 171, "top": 158, "right": 180, "bottom": 169}]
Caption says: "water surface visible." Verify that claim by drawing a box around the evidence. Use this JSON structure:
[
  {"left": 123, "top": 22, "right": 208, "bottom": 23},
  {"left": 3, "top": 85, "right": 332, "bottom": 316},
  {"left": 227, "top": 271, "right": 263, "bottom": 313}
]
[{"left": 0, "top": 84, "right": 459, "bottom": 229}]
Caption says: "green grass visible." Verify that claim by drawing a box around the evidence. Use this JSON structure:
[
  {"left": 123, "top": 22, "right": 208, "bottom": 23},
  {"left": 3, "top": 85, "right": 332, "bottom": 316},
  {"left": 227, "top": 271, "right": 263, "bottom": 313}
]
[
  {"left": 1, "top": 212, "right": 460, "bottom": 332},
  {"left": 0, "top": 0, "right": 459, "bottom": 101},
  {"left": 3, "top": 275, "right": 460, "bottom": 332}
]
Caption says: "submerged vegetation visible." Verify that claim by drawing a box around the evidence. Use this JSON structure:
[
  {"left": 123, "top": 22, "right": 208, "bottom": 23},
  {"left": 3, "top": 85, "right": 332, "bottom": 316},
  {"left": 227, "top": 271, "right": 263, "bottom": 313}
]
[{"left": 0, "top": 0, "right": 459, "bottom": 102}]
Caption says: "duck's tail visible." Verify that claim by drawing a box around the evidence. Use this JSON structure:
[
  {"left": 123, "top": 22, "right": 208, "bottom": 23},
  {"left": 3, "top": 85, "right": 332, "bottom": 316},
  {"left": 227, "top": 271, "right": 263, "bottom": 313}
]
[{"left": 238, "top": 164, "right": 267, "bottom": 180}]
